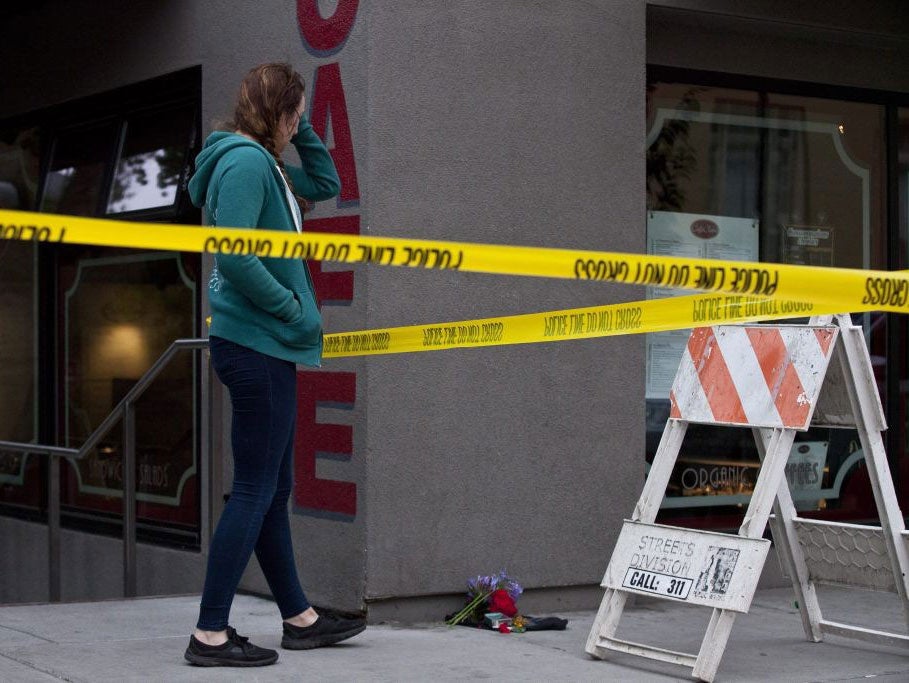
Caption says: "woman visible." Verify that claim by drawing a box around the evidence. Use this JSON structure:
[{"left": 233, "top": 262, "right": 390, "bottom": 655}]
[{"left": 184, "top": 62, "right": 365, "bottom": 667}]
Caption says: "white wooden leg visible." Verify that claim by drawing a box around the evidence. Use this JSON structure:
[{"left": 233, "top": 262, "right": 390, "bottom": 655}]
[
  {"left": 837, "top": 323, "right": 909, "bottom": 630},
  {"left": 739, "top": 427, "right": 796, "bottom": 539},
  {"left": 754, "top": 427, "right": 824, "bottom": 642},
  {"left": 692, "top": 609, "right": 737, "bottom": 682},
  {"left": 586, "top": 588, "right": 628, "bottom": 659},
  {"left": 691, "top": 428, "right": 795, "bottom": 680},
  {"left": 634, "top": 419, "right": 687, "bottom": 523},
  {"left": 588, "top": 419, "right": 687, "bottom": 659}
]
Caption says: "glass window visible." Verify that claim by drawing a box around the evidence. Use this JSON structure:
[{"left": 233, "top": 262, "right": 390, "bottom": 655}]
[
  {"left": 0, "top": 241, "right": 40, "bottom": 511},
  {"left": 645, "top": 80, "right": 889, "bottom": 528},
  {"left": 0, "top": 68, "right": 202, "bottom": 544},
  {"left": 0, "top": 125, "right": 41, "bottom": 512},
  {"left": 0, "top": 126, "right": 40, "bottom": 210},
  {"left": 897, "top": 107, "right": 909, "bottom": 512},
  {"left": 60, "top": 252, "right": 198, "bottom": 533},
  {"left": 0, "top": 127, "right": 42, "bottom": 508},
  {"left": 40, "top": 122, "right": 118, "bottom": 216},
  {"left": 107, "top": 105, "right": 195, "bottom": 214}
]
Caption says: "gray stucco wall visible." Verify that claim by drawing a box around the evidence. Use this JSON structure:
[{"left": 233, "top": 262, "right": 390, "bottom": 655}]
[{"left": 361, "top": 0, "right": 646, "bottom": 604}]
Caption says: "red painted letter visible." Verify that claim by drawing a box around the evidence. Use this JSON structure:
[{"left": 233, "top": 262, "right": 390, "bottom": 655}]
[
  {"left": 294, "top": 371, "right": 356, "bottom": 517},
  {"left": 305, "top": 215, "right": 359, "bottom": 306},
  {"left": 297, "top": 0, "right": 359, "bottom": 56},
  {"left": 309, "top": 62, "right": 360, "bottom": 205}
]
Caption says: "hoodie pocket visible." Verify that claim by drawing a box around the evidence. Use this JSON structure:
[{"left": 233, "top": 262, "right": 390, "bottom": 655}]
[{"left": 278, "top": 291, "right": 322, "bottom": 348}]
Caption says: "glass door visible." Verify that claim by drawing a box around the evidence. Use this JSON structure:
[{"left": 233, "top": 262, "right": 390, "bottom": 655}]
[
  {"left": 47, "top": 102, "right": 201, "bottom": 540},
  {"left": 645, "top": 76, "right": 891, "bottom": 528},
  {"left": 0, "top": 69, "right": 203, "bottom": 546}
]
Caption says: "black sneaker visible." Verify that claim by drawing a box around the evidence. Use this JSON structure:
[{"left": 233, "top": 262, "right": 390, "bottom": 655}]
[
  {"left": 281, "top": 613, "right": 367, "bottom": 650},
  {"left": 184, "top": 626, "right": 279, "bottom": 667}
]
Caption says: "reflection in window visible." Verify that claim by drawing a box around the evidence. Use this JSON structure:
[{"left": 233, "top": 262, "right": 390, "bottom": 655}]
[
  {"left": 899, "top": 107, "right": 909, "bottom": 512},
  {"left": 0, "top": 240, "right": 40, "bottom": 510},
  {"left": 646, "top": 85, "right": 884, "bottom": 269},
  {"left": 107, "top": 106, "right": 195, "bottom": 214},
  {"left": 63, "top": 254, "right": 196, "bottom": 525},
  {"left": 0, "top": 125, "right": 42, "bottom": 508},
  {"left": 41, "top": 123, "right": 118, "bottom": 216},
  {"left": 0, "top": 126, "right": 41, "bottom": 210},
  {"left": 645, "top": 81, "right": 887, "bottom": 528}
]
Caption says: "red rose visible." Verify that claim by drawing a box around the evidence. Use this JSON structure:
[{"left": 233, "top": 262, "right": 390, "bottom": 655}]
[
  {"left": 488, "top": 589, "right": 518, "bottom": 617},
  {"left": 497, "top": 623, "right": 511, "bottom": 634}
]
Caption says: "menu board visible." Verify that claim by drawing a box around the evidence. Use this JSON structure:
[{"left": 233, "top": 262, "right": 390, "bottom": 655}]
[
  {"left": 781, "top": 225, "right": 834, "bottom": 266},
  {"left": 645, "top": 212, "right": 759, "bottom": 399}
]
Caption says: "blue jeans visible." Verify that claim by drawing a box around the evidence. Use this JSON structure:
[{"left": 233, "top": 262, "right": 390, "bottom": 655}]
[{"left": 196, "top": 336, "right": 310, "bottom": 630}]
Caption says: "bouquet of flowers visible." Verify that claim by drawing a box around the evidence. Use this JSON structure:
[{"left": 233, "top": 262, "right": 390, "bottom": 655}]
[{"left": 446, "top": 569, "right": 523, "bottom": 630}]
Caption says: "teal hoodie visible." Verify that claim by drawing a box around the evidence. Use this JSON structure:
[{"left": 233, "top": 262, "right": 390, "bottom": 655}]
[{"left": 188, "top": 117, "right": 340, "bottom": 366}]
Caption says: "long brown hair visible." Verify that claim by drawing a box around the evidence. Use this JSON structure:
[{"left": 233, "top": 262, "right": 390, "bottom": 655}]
[{"left": 225, "top": 62, "right": 312, "bottom": 213}]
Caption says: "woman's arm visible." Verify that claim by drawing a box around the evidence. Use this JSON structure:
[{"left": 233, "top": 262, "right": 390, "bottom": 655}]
[
  {"left": 213, "top": 149, "right": 301, "bottom": 322},
  {"left": 286, "top": 114, "right": 341, "bottom": 202}
]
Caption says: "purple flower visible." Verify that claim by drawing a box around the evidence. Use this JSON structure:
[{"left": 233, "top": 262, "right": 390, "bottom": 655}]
[
  {"left": 465, "top": 570, "right": 522, "bottom": 600},
  {"left": 502, "top": 577, "right": 523, "bottom": 600},
  {"left": 466, "top": 573, "right": 497, "bottom": 597}
]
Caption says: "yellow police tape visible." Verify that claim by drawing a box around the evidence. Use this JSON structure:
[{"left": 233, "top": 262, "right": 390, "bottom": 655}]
[
  {"left": 1, "top": 209, "right": 905, "bottom": 358},
  {"left": 2, "top": 209, "right": 907, "bottom": 311},
  {"left": 322, "top": 293, "right": 851, "bottom": 358}
]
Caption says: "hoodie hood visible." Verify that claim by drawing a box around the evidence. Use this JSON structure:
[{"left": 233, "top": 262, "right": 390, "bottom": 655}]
[{"left": 188, "top": 132, "right": 274, "bottom": 208}]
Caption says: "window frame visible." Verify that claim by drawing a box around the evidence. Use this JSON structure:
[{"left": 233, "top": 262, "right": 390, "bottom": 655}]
[
  {"left": 0, "top": 67, "right": 204, "bottom": 549},
  {"left": 646, "top": 64, "right": 909, "bottom": 527}
]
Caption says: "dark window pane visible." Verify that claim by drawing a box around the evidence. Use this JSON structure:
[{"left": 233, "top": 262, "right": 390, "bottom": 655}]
[
  {"left": 897, "top": 107, "right": 909, "bottom": 513},
  {"left": 107, "top": 105, "right": 195, "bottom": 214},
  {"left": 0, "top": 126, "right": 41, "bottom": 210},
  {"left": 0, "top": 124, "right": 40, "bottom": 507},
  {"left": 41, "top": 123, "right": 118, "bottom": 216},
  {"left": 61, "top": 252, "right": 197, "bottom": 529},
  {"left": 0, "top": 240, "right": 40, "bottom": 510}
]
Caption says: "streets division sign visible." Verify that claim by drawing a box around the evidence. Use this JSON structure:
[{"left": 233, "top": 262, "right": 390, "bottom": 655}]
[{"left": 603, "top": 520, "right": 770, "bottom": 613}]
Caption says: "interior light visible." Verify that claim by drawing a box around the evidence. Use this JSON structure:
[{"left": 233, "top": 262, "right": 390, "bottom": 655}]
[{"left": 91, "top": 324, "right": 149, "bottom": 379}]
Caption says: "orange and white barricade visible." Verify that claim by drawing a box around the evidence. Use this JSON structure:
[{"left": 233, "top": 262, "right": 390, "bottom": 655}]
[{"left": 586, "top": 314, "right": 909, "bottom": 682}]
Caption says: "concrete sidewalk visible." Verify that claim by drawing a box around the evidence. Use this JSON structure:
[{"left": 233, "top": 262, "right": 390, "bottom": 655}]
[{"left": 1, "top": 586, "right": 908, "bottom": 682}]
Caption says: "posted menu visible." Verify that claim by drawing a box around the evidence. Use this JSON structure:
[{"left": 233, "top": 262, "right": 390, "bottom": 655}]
[{"left": 645, "top": 211, "right": 759, "bottom": 399}]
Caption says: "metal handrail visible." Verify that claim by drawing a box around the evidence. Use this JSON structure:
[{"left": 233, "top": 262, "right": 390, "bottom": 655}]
[{"left": 0, "top": 337, "right": 209, "bottom": 602}]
